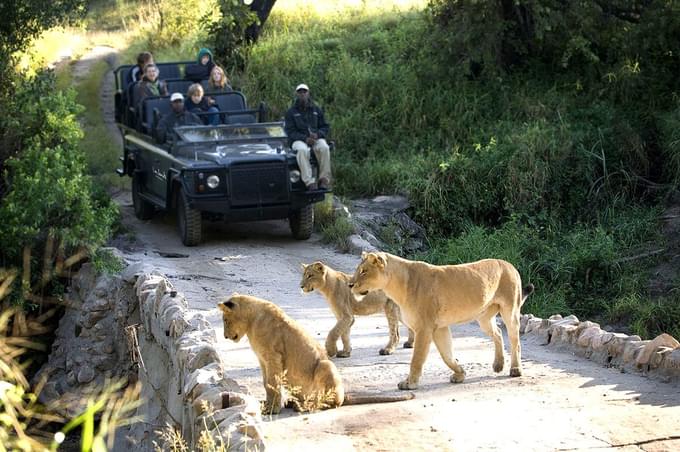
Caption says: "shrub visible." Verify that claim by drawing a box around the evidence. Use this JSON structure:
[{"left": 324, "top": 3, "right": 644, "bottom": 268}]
[
  {"left": 0, "top": 71, "right": 117, "bottom": 304},
  {"left": 421, "top": 207, "right": 663, "bottom": 335}
]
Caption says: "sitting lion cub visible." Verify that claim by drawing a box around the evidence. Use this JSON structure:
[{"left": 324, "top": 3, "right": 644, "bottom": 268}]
[
  {"left": 218, "top": 293, "right": 414, "bottom": 414},
  {"left": 349, "top": 252, "right": 534, "bottom": 390},
  {"left": 300, "top": 261, "right": 414, "bottom": 357}
]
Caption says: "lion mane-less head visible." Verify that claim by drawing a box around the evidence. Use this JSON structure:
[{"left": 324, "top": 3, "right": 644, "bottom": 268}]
[
  {"left": 217, "top": 293, "right": 253, "bottom": 343},
  {"left": 350, "top": 252, "right": 387, "bottom": 296},
  {"left": 300, "top": 262, "right": 327, "bottom": 293}
]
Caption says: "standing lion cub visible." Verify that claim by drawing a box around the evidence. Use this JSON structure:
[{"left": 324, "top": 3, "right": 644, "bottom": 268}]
[
  {"left": 300, "top": 261, "right": 414, "bottom": 357},
  {"left": 218, "top": 293, "right": 414, "bottom": 414},
  {"left": 349, "top": 252, "right": 534, "bottom": 390}
]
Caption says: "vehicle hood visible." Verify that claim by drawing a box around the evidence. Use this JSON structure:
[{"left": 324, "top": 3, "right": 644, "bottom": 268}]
[{"left": 175, "top": 142, "right": 288, "bottom": 165}]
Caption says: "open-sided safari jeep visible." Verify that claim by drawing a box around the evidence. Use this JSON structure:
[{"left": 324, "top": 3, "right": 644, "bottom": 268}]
[{"left": 113, "top": 62, "right": 328, "bottom": 246}]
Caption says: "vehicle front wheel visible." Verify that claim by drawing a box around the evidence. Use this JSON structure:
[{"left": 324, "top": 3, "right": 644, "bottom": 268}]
[
  {"left": 132, "top": 174, "right": 155, "bottom": 220},
  {"left": 289, "top": 205, "right": 314, "bottom": 240},
  {"left": 176, "top": 190, "right": 202, "bottom": 246}
]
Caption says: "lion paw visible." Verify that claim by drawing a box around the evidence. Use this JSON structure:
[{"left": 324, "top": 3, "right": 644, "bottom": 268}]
[
  {"left": 397, "top": 379, "right": 418, "bottom": 390},
  {"left": 403, "top": 341, "right": 414, "bottom": 349},
  {"left": 336, "top": 350, "right": 351, "bottom": 358},
  {"left": 450, "top": 372, "right": 465, "bottom": 384},
  {"left": 509, "top": 367, "right": 522, "bottom": 377},
  {"left": 379, "top": 347, "right": 395, "bottom": 355}
]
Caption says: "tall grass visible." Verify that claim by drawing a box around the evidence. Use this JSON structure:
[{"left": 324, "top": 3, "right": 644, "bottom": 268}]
[{"left": 236, "top": 1, "right": 678, "bottom": 338}]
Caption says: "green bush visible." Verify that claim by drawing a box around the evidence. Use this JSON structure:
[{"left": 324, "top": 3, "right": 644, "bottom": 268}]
[
  {"left": 420, "top": 206, "right": 664, "bottom": 336},
  {"left": 0, "top": 71, "right": 117, "bottom": 302}
]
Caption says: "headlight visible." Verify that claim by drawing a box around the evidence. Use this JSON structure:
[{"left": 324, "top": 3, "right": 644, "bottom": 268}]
[
  {"left": 290, "top": 170, "right": 301, "bottom": 183},
  {"left": 207, "top": 175, "right": 220, "bottom": 189}
]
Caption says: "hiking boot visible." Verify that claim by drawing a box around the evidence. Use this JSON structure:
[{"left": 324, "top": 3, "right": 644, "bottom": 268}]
[{"left": 306, "top": 182, "right": 318, "bottom": 191}]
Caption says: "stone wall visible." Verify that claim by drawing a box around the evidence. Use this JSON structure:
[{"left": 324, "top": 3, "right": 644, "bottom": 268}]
[
  {"left": 125, "top": 270, "right": 264, "bottom": 451},
  {"left": 520, "top": 314, "right": 680, "bottom": 381},
  {"left": 36, "top": 258, "right": 265, "bottom": 451}
]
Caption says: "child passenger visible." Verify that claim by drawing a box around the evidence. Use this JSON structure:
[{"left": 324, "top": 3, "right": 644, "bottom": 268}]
[
  {"left": 185, "top": 48, "right": 215, "bottom": 82},
  {"left": 185, "top": 83, "right": 220, "bottom": 125}
]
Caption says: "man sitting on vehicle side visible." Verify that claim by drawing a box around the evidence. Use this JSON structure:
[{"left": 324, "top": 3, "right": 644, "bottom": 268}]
[
  {"left": 155, "top": 93, "right": 202, "bottom": 144},
  {"left": 284, "top": 83, "right": 332, "bottom": 191}
]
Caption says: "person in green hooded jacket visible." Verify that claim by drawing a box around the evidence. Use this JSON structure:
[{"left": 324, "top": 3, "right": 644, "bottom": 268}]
[{"left": 185, "top": 48, "right": 215, "bottom": 82}]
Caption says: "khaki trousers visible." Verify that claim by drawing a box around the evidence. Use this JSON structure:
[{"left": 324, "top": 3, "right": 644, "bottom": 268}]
[{"left": 293, "top": 139, "right": 331, "bottom": 186}]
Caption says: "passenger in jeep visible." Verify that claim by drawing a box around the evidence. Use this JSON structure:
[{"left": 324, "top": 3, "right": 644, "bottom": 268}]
[
  {"left": 135, "top": 63, "right": 168, "bottom": 108},
  {"left": 155, "top": 93, "right": 202, "bottom": 144},
  {"left": 208, "top": 65, "right": 232, "bottom": 92},
  {"left": 185, "top": 48, "right": 215, "bottom": 82},
  {"left": 185, "top": 83, "right": 220, "bottom": 125},
  {"left": 126, "top": 51, "right": 153, "bottom": 88},
  {"left": 284, "top": 83, "right": 332, "bottom": 191}
]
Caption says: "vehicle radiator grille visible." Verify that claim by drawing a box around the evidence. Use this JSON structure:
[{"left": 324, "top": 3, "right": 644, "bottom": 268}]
[{"left": 230, "top": 163, "right": 289, "bottom": 206}]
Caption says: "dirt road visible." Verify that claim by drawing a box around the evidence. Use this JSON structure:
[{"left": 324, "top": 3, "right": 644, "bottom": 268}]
[
  {"left": 111, "top": 201, "right": 680, "bottom": 452},
  {"left": 96, "top": 49, "right": 680, "bottom": 451}
]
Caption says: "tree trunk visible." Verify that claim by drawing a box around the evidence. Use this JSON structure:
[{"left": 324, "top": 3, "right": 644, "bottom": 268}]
[{"left": 245, "top": 0, "right": 277, "bottom": 42}]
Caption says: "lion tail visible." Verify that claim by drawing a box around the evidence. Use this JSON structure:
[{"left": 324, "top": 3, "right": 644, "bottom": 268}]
[
  {"left": 343, "top": 391, "right": 415, "bottom": 406},
  {"left": 521, "top": 284, "right": 535, "bottom": 306}
]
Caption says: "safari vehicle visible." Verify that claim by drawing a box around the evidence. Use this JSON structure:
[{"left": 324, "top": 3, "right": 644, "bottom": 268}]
[{"left": 113, "top": 62, "right": 328, "bottom": 246}]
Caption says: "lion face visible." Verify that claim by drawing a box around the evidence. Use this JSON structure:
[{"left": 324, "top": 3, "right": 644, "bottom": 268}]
[
  {"left": 350, "top": 252, "right": 387, "bottom": 297},
  {"left": 300, "top": 262, "right": 326, "bottom": 293},
  {"left": 217, "top": 295, "right": 249, "bottom": 343}
]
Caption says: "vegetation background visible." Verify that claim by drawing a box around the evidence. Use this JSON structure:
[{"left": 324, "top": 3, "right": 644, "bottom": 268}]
[
  {"left": 0, "top": 0, "right": 679, "bottom": 449},
  {"left": 4, "top": 0, "right": 680, "bottom": 339}
]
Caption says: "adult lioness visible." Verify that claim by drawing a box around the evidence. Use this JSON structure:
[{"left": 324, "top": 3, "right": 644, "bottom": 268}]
[
  {"left": 349, "top": 252, "right": 534, "bottom": 390},
  {"left": 217, "top": 293, "right": 415, "bottom": 414},
  {"left": 300, "top": 261, "right": 414, "bottom": 357}
]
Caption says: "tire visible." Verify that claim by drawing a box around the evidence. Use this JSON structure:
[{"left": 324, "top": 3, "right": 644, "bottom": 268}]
[
  {"left": 289, "top": 204, "right": 314, "bottom": 240},
  {"left": 176, "top": 190, "right": 202, "bottom": 246},
  {"left": 132, "top": 174, "right": 155, "bottom": 220}
]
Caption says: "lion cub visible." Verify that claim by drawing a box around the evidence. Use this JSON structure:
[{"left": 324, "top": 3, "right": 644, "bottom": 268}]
[
  {"left": 301, "top": 261, "right": 414, "bottom": 358},
  {"left": 218, "top": 293, "right": 414, "bottom": 414}
]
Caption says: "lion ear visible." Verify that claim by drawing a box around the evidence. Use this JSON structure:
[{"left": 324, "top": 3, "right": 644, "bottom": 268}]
[
  {"left": 219, "top": 299, "right": 236, "bottom": 312},
  {"left": 361, "top": 251, "right": 368, "bottom": 259},
  {"left": 301, "top": 263, "right": 308, "bottom": 271},
  {"left": 366, "top": 253, "right": 386, "bottom": 268},
  {"left": 313, "top": 262, "right": 325, "bottom": 272},
  {"left": 376, "top": 253, "right": 387, "bottom": 268}
]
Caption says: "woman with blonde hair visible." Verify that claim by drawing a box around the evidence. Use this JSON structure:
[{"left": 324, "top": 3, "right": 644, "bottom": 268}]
[{"left": 208, "top": 65, "right": 233, "bottom": 92}]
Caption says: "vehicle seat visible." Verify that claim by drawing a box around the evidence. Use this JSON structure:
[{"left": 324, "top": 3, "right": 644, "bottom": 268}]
[
  {"left": 211, "top": 92, "right": 257, "bottom": 125},
  {"left": 140, "top": 96, "right": 172, "bottom": 135}
]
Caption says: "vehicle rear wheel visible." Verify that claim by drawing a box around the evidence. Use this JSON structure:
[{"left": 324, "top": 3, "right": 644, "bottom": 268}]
[
  {"left": 289, "top": 204, "right": 314, "bottom": 240},
  {"left": 176, "top": 190, "right": 202, "bottom": 246},
  {"left": 132, "top": 174, "right": 155, "bottom": 220}
]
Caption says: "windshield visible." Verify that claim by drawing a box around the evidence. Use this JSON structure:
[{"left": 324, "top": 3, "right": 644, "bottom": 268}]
[{"left": 174, "top": 123, "right": 286, "bottom": 143}]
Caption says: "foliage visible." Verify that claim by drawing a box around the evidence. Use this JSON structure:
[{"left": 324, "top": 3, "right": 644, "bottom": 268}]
[
  {"left": 142, "top": 0, "right": 216, "bottom": 51},
  {"left": 0, "top": 309, "right": 141, "bottom": 450},
  {"left": 204, "top": 0, "right": 259, "bottom": 71},
  {"left": 0, "top": 0, "right": 85, "bottom": 56},
  {"left": 427, "top": 0, "right": 680, "bottom": 82},
  {"left": 420, "top": 206, "right": 671, "bottom": 337},
  {"left": 0, "top": 70, "right": 117, "bottom": 303}
]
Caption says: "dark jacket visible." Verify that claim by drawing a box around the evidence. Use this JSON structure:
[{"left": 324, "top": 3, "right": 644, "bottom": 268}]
[
  {"left": 284, "top": 98, "right": 330, "bottom": 146},
  {"left": 155, "top": 110, "right": 202, "bottom": 143},
  {"left": 185, "top": 48, "right": 215, "bottom": 82},
  {"left": 125, "top": 66, "right": 143, "bottom": 88},
  {"left": 184, "top": 96, "right": 213, "bottom": 113}
]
